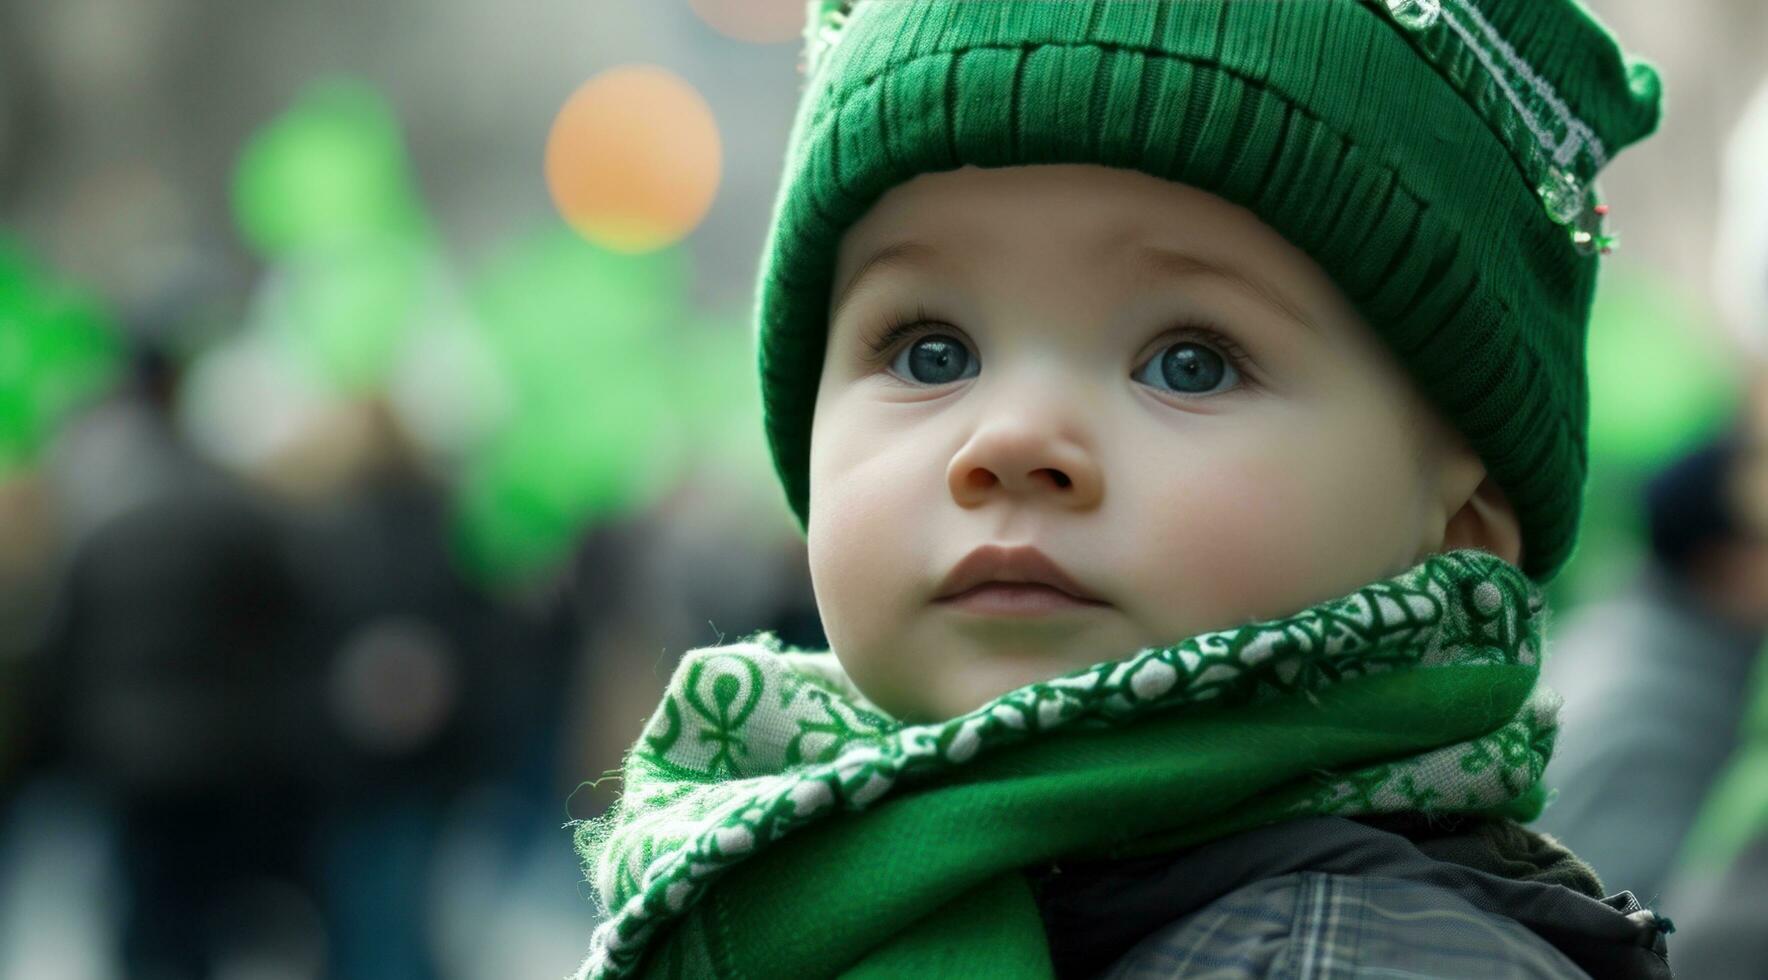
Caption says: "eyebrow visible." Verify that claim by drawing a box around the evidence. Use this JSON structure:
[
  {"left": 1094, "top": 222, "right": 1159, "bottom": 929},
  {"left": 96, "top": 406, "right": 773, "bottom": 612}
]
[
  {"left": 1127, "top": 244, "right": 1320, "bottom": 336},
  {"left": 829, "top": 238, "right": 1319, "bottom": 336},
  {"left": 830, "top": 239, "right": 939, "bottom": 325}
]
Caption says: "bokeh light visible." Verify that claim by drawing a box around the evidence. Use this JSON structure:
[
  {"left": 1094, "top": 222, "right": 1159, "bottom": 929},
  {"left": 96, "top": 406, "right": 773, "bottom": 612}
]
[
  {"left": 253, "top": 236, "right": 432, "bottom": 394},
  {"left": 232, "top": 79, "right": 435, "bottom": 394},
  {"left": 687, "top": 0, "right": 807, "bottom": 44},
  {"left": 452, "top": 225, "right": 694, "bottom": 581},
  {"left": 1586, "top": 268, "right": 1736, "bottom": 470},
  {"left": 0, "top": 239, "right": 121, "bottom": 480},
  {"left": 543, "top": 65, "right": 721, "bottom": 254},
  {"left": 232, "top": 78, "right": 426, "bottom": 257}
]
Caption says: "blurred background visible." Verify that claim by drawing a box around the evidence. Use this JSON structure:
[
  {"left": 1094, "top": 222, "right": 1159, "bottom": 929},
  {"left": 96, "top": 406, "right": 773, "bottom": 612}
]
[{"left": 1, "top": 0, "right": 1766, "bottom": 977}]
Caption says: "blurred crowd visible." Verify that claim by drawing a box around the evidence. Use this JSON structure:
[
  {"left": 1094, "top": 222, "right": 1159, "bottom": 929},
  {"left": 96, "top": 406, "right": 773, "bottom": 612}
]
[
  {"left": 3, "top": 0, "right": 1768, "bottom": 978},
  {"left": 0, "top": 38, "right": 827, "bottom": 978},
  {"left": 0, "top": 250, "right": 827, "bottom": 980},
  {"left": 0, "top": 264, "right": 827, "bottom": 980}
]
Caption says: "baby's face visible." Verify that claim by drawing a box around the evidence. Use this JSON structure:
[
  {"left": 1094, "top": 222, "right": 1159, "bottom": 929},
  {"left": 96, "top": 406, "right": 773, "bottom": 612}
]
[{"left": 808, "top": 164, "right": 1477, "bottom": 723}]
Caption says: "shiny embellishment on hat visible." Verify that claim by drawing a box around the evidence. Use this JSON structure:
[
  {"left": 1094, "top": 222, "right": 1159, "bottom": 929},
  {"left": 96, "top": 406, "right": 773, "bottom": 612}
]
[
  {"left": 801, "top": 0, "right": 855, "bottom": 78},
  {"left": 1538, "top": 166, "right": 1586, "bottom": 225},
  {"left": 1571, "top": 203, "right": 1619, "bottom": 256},
  {"left": 1539, "top": 166, "right": 1618, "bottom": 254},
  {"left": 806, "top": 0, "right": 1627, "bottom": 257},
  {"left": 1384, "top": 0, "right": 1443, "bottom": 30},
  {"left": 1368, "top": 0, "right": 1621, "bottom": 255}
]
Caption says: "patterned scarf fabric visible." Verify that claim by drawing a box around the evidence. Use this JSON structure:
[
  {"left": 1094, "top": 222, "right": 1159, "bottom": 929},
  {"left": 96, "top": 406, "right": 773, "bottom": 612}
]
[{"left": 571, "top": 548, "right": 1559, "bottom": 980}]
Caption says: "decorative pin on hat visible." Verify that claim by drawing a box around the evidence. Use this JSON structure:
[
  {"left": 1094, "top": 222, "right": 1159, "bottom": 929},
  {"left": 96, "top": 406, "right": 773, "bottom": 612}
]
[
  {"left": 1384, "top": 0, "right": 1443, "bottom": 30},
  {"left": 806, "top": 0, "right": 1626, "bottom": 258},
  {"left": 801, "top": 0, "right": 855, "bottom": 78},
  {"left": 1369, "top": 0, "right": 1623, "bottom": 257},
  {"left": 1539, "top": 167, "right": 1620, "bottom": 255}
]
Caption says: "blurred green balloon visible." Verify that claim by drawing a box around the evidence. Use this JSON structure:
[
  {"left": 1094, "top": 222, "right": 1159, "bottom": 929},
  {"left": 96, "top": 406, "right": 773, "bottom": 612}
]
[
  {"left": 672, "top": 308, "right": 775, "bottom": 488},
  {"left": 0, "top": 238, "right": 121, "bottom": 478},
  {"left": 453, "top": 226, "right": 695, "bottom": 581},
  {"left": 229, "top": 80, "right": 778, "bottom": 583},
  {"left": 1550, "top": 267, "right": 1738, "bottom": 602},
  {"left": 232, "top": 78, "right": 426, "bottom": 257},
  {"left": 1586, "top": 268, "right": 1735, "bottom": 470},
  {"left": 261, "top": 235, "right": 430, "bottom": 393},
  {"left": 234, "top": 78, "right": 432, "bottom": 394}
]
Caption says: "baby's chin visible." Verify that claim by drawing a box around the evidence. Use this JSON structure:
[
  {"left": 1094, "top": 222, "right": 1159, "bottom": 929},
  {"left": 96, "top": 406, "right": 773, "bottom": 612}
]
[{"left": 842, "top": 643, "right": 1126, "bottom": 725}]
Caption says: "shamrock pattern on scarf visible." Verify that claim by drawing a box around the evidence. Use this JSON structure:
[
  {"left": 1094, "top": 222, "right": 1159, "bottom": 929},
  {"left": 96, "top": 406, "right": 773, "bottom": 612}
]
[{"left": 571, "top": 549, "right": 1554, "bottom": 980}]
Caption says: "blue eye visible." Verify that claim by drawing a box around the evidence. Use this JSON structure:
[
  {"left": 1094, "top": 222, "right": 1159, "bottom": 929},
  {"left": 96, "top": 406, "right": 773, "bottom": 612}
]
[
  {"left": 889, "top": 334, "right": 979, "bottom": 385},
  {"left": 1133, "top": 340, "right": 1241, "bottom": 396}
]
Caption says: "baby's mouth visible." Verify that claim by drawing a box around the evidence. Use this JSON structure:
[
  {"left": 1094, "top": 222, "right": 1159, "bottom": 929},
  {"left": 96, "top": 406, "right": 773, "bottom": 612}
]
[
  {"left": 933, "top": 543, "right": 1107, "bottom": 607},
  {"left": 934, "top": 581, "right": 1110, "bottom": 617}
]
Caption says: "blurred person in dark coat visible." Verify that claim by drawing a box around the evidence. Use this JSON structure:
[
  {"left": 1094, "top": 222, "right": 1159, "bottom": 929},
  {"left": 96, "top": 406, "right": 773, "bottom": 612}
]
[
  {"left": 273, "top": 397, "right": 572, "bottom": 980},
  {"left": 38, "top": 340, "right": 561, "bottom": 979},
  {"left": 1639, "top": 74, "right": 1768, "bottom": 976},
  {"left": 39, "top": 343, "right": 329, "bottom": 980},
  {"left": 1536, "top": 433, "right": 1768, "bottom": 903},
  {"left": 1537, "top": 72, "right": 1768, "bottom": 912}
]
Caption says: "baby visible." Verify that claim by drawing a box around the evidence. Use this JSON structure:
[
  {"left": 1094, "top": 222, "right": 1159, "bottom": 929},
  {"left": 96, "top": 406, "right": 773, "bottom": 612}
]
[
  {"left": 811, "top": 162, "right": 1515, "bottom": 723},
  {"left": 573, "top": 1, "right": 1670, "bottom": 978}
]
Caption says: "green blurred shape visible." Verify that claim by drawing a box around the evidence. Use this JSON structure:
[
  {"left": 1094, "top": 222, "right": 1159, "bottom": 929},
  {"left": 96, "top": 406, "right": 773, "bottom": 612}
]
[
  {"left": 1678, "top": 645, "right": 1768, "bottom": 873},
  {"left": 1549, "top": 267, "right": 1738, "bottom": 601},
  {"left": 0, "top": 238, "right": 122, "bottom": 478},
  {"left": 673, "top": 308, "right": 776, "bottom": 484},
  {"left": 1586, "top": 268, "right": 1735, "bottom": 471},
  {"left": 232, "top": 78, "right": 426, "bottom": 257},
  {"left": 233, "top": 78, "right": 434, "bottom": 393},
  {"left": 452, "top": 226, "right": 696, "bottom": 581},
  {"left": 263, "top": 235, "right": 430, "bottom": 393},
  {"left": 1545, "top": 459, "right": 1648, "bottom": 609}
]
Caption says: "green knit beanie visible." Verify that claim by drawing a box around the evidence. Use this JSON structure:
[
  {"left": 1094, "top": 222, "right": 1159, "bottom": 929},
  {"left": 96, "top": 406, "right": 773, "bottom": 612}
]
[{"left": 754, "top": 0, "right": 1663, "bottom": 581}]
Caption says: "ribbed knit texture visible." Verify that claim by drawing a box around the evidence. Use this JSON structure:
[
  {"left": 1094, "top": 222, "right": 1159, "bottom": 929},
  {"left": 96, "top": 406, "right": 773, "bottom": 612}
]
[{"left": 755, "top": 0, "right": 1662, "bottom": 580}]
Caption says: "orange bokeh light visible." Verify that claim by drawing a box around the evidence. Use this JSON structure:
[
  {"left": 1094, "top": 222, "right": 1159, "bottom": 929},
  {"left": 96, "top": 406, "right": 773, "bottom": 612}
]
[
  {"left": 544, "top": 65, "right": 722, "bottom": 254},
  {"left": 687, "top": 0, "right": 805, "bottom": 44}
]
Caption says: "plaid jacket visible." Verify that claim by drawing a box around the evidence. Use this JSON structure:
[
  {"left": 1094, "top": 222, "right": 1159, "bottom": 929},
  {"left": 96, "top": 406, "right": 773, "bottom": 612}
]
[
  {"left": 1102, "top": 870, "right": 1591, "bottom": 979},
  {"left": 1034, "top": 817, "right": 1673, "bottom": 980}
]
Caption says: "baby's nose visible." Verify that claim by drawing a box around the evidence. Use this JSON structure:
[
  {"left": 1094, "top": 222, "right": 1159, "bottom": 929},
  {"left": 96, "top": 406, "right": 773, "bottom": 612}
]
[{"left": 946, "top": 423, "right": 1103, "bottom": 511}]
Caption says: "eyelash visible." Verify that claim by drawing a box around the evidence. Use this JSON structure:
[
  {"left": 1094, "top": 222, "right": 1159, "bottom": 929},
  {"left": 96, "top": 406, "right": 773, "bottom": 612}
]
[
  {"left": 856, "top": 304, "right": 1259, "bottom": 388},
  {"left": 857, "top": 303, "right": 942, "bottom": 364}
]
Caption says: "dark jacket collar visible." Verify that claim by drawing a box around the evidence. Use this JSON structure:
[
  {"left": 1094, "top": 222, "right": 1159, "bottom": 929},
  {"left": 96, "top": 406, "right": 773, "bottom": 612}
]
[{"left": 1031, "top": 815, "right": 1672, "bottom": 979}]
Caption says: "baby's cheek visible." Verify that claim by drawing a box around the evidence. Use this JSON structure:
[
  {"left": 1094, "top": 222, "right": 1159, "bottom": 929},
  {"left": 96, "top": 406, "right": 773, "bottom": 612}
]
[
  {"left": 1132, "top": 438, "right": 1406, "bottom": 632},
  {"left": 810, "top": 465, "right": 904, "bottom": 621},
  {"left": 807, "top": 418, "right": 936, "bottom": 705},
  {"left": 1148, "top": 459, "right": 1317, "bottom": 623}
]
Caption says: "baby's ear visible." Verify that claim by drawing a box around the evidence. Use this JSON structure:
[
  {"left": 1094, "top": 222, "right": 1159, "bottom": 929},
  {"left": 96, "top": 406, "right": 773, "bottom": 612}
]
[{"left": 1441, "top": 456, "right": 1524, "bottom": 567}]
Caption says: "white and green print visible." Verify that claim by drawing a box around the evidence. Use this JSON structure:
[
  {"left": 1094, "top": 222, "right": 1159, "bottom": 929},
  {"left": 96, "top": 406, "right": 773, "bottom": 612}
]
[{"left": 570, "top": 548, "right": 1559, "bottom": 980}]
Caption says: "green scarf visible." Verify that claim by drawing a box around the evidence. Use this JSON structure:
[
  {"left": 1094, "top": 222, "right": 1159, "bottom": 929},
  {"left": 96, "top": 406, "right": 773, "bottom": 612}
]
[{"left": 571, "top": 548, "right": 1558, "bottom": 980}]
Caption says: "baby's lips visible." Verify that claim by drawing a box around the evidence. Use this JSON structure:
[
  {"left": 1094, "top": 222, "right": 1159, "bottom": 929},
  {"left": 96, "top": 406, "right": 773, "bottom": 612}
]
[{"left": 934, "top": 543, "right": 1107, "bottom": 604}]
